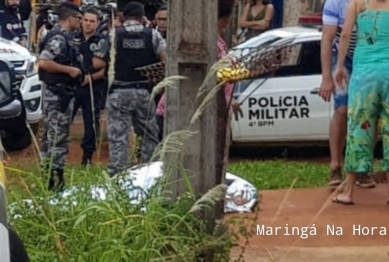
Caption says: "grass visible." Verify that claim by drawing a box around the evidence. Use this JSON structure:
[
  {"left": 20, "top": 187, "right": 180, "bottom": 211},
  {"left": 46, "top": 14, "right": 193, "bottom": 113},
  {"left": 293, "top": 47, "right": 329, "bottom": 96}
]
[
  {"left": 229, "top": 160, "right": 329, "bottom": 190},
  {"left": 228, "top": 159, "right": 385, "bottom": 191},
  {"left": 4, "top": 152, "right": 330, "bottom": 261},
  {"left": 8, "top": 158, "right": 384, "bottom": 196},
  {"left": 6, "top": 164, "right": 240, "bottom": 262}
]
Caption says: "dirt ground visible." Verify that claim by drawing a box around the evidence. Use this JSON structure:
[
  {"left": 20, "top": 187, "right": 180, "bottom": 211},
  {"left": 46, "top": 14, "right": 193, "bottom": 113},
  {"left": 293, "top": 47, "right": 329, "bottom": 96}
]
[
  {"left": 230, "top": 186, "right": 389, "bottom": 261},
  {"left": 6, "top": 114, "right": 110, "bottom": 166}
]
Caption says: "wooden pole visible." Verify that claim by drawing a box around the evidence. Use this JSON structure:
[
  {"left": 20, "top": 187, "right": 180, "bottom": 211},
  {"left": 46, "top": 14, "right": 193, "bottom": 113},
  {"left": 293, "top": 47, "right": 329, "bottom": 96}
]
[{"left": 164, "top": 0, "right": 223, "bottom": 206}]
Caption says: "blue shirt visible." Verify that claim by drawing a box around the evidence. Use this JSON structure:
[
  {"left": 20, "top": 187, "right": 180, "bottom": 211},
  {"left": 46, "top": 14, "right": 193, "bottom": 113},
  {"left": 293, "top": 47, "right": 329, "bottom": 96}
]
[
  {"left": 323, "top": 0, "right": 357, "bottom": 60},
  {"left": 0, "top": 8, "right": 27, "bottom": 42}
]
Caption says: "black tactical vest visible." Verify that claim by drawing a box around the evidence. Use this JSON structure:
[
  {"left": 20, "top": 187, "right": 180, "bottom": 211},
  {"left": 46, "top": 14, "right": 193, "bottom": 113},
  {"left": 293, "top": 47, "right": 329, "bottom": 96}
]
[
  {"left": 114, "top": 26, "right": 158, "bottom": 82},
  {"left": 38, "top": 30, "right": 79, "bottom": 86}
]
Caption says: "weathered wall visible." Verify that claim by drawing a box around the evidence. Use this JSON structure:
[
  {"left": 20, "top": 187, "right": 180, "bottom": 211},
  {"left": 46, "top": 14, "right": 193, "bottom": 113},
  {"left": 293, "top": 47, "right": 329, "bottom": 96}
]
[
  {"left": 233, "top": 0, "right": 325, "bottom": 35},
  {"left": 282, "top": 0, "right": 325, "bottom": 26}
]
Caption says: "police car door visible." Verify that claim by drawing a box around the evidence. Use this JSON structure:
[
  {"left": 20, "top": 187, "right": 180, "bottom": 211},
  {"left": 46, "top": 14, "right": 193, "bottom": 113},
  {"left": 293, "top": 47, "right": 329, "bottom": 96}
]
[{"left": 233, "top": 39, "right": 333, "bottom": 142}]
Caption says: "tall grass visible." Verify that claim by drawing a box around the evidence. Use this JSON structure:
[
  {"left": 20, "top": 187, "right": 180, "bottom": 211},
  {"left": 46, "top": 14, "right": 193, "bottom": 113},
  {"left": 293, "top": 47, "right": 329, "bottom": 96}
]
[
  {"left": 8, "top": 164, "right": 258, "bottom": 261},
  {"left": 5, "top": 16, "right": 259, "bottom": 261},
  {"left": 7, "top": 168, "right": 231, "bottom": 261}
]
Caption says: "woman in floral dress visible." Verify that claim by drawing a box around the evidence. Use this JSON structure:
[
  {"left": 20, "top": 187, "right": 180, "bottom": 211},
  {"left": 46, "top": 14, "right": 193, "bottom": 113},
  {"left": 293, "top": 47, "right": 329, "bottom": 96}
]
[{"left": 334, "top": 0, "right": 389, "bottom": 204}]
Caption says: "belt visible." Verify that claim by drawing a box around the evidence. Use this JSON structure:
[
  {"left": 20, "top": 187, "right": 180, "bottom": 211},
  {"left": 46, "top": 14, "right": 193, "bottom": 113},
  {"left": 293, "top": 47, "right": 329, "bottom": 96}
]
[{"left": 110, "top": 82, "right": 150, "bottom": 91}]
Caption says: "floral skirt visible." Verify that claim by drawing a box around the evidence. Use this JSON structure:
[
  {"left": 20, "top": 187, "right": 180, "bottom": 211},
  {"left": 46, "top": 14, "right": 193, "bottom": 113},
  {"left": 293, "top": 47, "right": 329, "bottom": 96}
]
[{"left": 345, "top": 65, "right": 389, "bottom": 173}]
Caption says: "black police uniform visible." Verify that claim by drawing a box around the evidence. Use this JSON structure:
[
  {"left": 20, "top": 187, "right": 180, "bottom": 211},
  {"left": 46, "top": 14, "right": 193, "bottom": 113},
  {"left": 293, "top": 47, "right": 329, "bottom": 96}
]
[
  {"left": 71, "top": 31, "right": 109, "bottom": 165},
  {"left": 114, "top": 26, "right": 158, "bottom": 85},
  {"left": 107, "top": 23, "right": 160, "bottom": 177},
  {"left": 38, "top": 26, "right": 83, "bottom": 191},
  {"left": 0, "top": 7, "right": 27, "bottom": 42}
]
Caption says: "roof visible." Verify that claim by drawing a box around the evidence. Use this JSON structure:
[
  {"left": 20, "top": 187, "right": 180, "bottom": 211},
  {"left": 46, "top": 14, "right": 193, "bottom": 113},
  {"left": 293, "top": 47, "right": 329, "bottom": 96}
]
[{"left": 233, "top": 26, "right": 322, "bottom": 50}]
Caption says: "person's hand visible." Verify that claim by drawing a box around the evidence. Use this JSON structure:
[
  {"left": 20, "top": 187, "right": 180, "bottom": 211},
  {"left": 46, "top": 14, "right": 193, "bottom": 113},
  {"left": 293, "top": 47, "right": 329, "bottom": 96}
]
[
  {"left": 231, "top": 99, "right": 243, "bottom": 120},
  {"left": 334, "top": 66, "right": 349, "bottom": 90},
  {"left": 68, "top": 67, "right": 81, "bottom": 78},
  {"left": 82, "top": 75, "right": 91, "bottom": 86},
  {"left": 318, "top": 75, "right": 335, "bottom": 102},
  {"left": 142, "top": 16, "right": 150, "bottom": 26}
]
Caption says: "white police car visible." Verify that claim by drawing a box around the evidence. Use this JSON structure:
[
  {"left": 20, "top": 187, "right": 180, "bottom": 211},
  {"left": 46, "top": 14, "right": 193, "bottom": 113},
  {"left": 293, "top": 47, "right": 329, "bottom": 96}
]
[
  {"left": 230, "top": 21, "right": 333, "bottom": 146},
  {"left": 0, "top": 37, "right": 42, "bottom": 135}
]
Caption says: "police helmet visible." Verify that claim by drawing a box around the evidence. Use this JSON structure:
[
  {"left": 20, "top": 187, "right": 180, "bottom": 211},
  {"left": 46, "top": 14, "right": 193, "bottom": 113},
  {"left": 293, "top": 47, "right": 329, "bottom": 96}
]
[{"left": 106, "top": 2, "right": 116, "bottom": 9}]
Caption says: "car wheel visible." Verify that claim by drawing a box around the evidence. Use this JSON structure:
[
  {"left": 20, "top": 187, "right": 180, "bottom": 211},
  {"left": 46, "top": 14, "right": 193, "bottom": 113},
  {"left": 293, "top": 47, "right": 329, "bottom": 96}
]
[{"left": 1, "top": 129, "right": 31, "bottom": 152}]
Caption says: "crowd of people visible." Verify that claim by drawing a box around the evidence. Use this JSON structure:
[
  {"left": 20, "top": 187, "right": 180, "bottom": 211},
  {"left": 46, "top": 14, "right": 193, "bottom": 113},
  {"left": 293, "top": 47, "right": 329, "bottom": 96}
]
[
  {"left": 320, "top": 0, "right": 389, "bottom": 205},
  {"left": 35, "top": 1, "right": 170, "bottom": 191},
  {"left": 0, "top": 0, "right": 243, "bottom": 192},
  {"left": 3, "top": 0, "right": 386, "bottom": 205}
]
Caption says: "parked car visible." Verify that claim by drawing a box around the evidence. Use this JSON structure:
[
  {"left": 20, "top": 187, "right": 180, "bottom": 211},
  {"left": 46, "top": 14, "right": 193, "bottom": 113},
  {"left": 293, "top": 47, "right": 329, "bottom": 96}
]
[
  {"left": 0, "top": 60, "right": 31, "bottom": 262},
  {"left": 229, "top": 24, "right": 333, "bottom": 146},
  {"left": 0, "top": 37, "right": 42, "bottom": 151}
]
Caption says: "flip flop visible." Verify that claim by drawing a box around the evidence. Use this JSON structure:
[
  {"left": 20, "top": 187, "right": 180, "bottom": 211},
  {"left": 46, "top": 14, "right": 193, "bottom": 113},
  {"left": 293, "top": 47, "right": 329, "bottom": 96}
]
[{"left": 332, "top": 196, "right": 354, "bottom": 205}]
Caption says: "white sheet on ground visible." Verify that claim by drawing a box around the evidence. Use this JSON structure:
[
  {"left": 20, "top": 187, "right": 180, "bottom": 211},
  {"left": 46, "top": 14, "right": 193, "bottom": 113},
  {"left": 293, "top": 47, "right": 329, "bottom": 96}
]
[{"left": 8, "top": 161, "right": 259, "bottom": 217}]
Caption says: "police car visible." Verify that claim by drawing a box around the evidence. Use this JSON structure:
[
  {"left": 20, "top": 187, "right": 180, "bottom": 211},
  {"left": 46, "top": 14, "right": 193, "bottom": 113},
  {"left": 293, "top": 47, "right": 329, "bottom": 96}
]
[
  {"left": 0, "top": 37, "right": 42, "bottom": 150},
  {"left": 0, "top": 59, "right": 30, "bottom": 261},
  {"left": 230, "top": 16, "right": 332, "bottom": 146}
]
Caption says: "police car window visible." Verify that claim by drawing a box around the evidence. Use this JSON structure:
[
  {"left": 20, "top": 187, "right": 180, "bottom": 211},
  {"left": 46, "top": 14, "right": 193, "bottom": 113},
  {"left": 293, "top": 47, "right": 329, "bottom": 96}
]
[
  {"left": 232, "top": 36, "right": 283, "bottom": 93},
  {"left": 273, "top": 40, "right": 321, "bottom": 77},
  {"left": 280, "top": 44, "right": 302, "bottom": 66},
  {"left": 272, "top": 43, "right": 302, "bottom": 77},
  {"left": 299, "top": 40, "right": 321, "bottom": 75},
  {"left": 234, "top": 79, "right": 253, "bottom": 95}
]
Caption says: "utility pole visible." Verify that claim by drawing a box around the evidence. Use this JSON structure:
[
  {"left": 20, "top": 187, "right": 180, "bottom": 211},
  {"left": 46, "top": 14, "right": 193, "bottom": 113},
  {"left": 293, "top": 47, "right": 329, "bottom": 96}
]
[{"left": 164, "top": 0, "right": 225, "bottom": 216}]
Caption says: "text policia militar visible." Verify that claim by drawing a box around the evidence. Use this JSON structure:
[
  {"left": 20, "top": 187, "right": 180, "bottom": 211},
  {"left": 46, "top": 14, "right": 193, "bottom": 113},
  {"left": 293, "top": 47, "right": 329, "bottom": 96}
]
[
  {"left": 247, "top": 96, "right": 310, "bottom": 127},
  {"left": 256, "top": 224, "right": 387, "bottom": 239}
]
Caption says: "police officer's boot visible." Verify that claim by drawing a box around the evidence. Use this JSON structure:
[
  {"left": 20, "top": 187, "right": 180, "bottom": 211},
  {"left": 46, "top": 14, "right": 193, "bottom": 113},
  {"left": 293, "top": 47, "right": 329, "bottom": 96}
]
[
  {"left": 48, "top": 169, "right": 65, "bottom": 192},
  {"left": 81, "top": 152, "right": 93, "bottom": 167}
]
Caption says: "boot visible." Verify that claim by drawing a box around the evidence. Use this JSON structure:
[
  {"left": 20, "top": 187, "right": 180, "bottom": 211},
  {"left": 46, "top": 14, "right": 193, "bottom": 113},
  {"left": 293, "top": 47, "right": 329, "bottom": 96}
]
[
  {"left": 81, "top": 151, "right": 93, "bottom": 167},
  {"left": 48, "top": 169, "right": 65, "bottom": 192}
]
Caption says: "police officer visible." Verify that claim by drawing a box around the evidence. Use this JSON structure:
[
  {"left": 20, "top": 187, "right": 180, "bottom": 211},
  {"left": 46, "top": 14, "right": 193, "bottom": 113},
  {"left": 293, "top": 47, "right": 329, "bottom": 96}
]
[
  {"left": 0, "top": 0, "right": 28, "bottom": 46},
  {"left": 97, "top": 3, "right": 117, "bottom": 35},
  {"left": 154, "top": 4, "right": 167, "bottom": 40},
  {"left": 107, "top": 2, "right": 167, "bottom": 177},
  {"left": 38, "top": 2, "right": 83, "bottom": 192},
  {"left": 71, "top": 7, "right": 109, "bottom": 166}
]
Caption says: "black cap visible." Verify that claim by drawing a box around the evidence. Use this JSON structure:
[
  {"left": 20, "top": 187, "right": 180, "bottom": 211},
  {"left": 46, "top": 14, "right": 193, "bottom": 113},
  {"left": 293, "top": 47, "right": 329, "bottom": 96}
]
[
  {"left": 58, "top": 2, "right": 81, "bottom": 13},
  {"left": 123, "top": 2, "right": 145, "bottom": 17}
]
